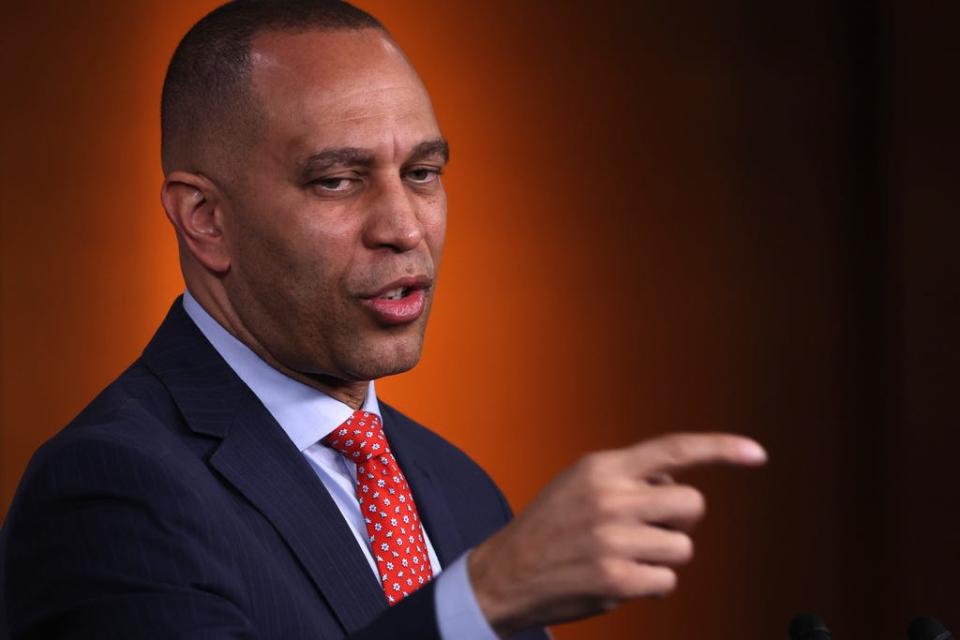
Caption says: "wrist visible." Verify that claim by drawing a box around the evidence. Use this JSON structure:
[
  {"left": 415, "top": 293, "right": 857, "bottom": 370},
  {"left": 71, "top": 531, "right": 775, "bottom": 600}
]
[{"left": 467, "top": 539, "right": 524, "bottom": 637}]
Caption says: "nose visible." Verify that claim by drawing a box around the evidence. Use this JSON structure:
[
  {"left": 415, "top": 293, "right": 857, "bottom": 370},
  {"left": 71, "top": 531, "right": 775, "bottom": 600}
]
[{"left": 362, "top": 176, "right": 425, "bottom": 253}]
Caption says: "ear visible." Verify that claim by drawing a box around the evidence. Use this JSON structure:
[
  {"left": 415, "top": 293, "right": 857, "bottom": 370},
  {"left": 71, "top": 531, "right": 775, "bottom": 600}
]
[{"left": 161, "top": 171, "right": 230, "bottom": 274}]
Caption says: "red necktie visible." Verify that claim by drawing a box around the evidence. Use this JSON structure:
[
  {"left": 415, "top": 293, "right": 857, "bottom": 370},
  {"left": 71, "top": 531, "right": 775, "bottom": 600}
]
[{"left": 323, "top": 410, "right": 434, "bottom": 604}]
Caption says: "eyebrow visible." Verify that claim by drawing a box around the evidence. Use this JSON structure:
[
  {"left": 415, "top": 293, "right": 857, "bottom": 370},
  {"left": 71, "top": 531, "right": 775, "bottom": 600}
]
[
  {"left": 298, "top": 137, "right": 450, "bottom": 179},
  {"left": 407, "top": 138, "right": 450, "bottom": 164}
]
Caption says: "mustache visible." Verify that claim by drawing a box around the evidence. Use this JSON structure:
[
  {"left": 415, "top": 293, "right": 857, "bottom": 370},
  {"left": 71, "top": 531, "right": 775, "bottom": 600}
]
[{"left": 350, "top": 261, "right": 436, "bottom": 296}]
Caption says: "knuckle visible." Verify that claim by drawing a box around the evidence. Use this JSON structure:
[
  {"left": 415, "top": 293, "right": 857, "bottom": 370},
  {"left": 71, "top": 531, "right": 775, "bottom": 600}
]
[
  {"left": 641, "top": 565, "right": 677, "bottom": 596},
  {"left": 672, "top": 534, "right": 694, "bottom": 564},
  {"left": 577, "top": 452, "right": 614, "bottom": 490},
  {"left": 647, "top": 472, "right": 674, "bottom": 486},
  {"left": 577, "top": 452, "right": 604, "bottom": 478},
  {"left": 590, "top": 492, "right": 619, "bottom": 520},
  {"left": 658, "top": 568, "right": 678, "bottom": 594},
  {"left": 595, "top": 558, "right": 627, "bottom": 593},
  {"left": 680, "top": 486, "right": 706, "bottom": 516},
  {"left": 634, "top": 489, "right": 660, "bottom": 520},
  {"left": 591, "top": 525, "right": 625, "bottom": 557},
  {"left": 660, "top": 436, "right": 691, "bottom": 465},
  {"left": 578, "top": 492, "right": 604, "bottom": 522},
  {"left": 586, "top": 523, "right": 607, "bottom": 546}
]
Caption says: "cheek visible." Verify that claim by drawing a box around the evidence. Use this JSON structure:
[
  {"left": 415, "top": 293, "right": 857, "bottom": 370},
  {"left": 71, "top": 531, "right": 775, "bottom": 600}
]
[
  {"left": 299, "top": 216, "right": 363, "bottom": 282},
  {"left": 228, "top": 207, "right": 350, "bottom": 303},
  {"left": 422, "top": 194, "right": 447, "bottom": 260}
]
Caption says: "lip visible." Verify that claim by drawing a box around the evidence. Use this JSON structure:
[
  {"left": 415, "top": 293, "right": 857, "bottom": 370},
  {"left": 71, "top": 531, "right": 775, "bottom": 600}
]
[
  {"left": 360, "top": 276, "right": 433, "bottom": 326},
  {"left": 363, "top": 276, "right": 433, "bottom": 300}
]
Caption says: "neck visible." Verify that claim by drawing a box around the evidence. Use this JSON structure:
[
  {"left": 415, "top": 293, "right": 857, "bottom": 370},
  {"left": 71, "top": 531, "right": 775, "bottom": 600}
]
[
  {"left": 301, "top": 374, "right": 368, "bottom": 410},
  {"left": 186, "top": 282, "right": 370, "bottom": 410}
]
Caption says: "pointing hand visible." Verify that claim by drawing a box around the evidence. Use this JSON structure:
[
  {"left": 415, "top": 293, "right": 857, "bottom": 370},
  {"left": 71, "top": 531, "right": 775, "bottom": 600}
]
[{"left": 468, "top": 433, "right": 767, "bottom": 636}]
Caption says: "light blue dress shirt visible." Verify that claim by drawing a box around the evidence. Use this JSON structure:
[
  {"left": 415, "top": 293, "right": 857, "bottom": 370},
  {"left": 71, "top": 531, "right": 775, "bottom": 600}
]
[{"left": 182, "top": 291, "right": 496, "bottom": 639}]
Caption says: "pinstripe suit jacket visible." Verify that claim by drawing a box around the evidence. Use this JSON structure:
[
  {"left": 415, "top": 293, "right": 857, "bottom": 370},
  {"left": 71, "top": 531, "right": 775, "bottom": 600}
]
[{"left": 0, "top": 300, "right": 548, "bottom": 639}]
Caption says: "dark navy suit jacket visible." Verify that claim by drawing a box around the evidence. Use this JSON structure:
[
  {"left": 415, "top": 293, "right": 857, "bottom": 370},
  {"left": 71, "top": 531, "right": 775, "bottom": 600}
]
[{"left": 0, "top": 300, "right": 548, "bottom": 639}]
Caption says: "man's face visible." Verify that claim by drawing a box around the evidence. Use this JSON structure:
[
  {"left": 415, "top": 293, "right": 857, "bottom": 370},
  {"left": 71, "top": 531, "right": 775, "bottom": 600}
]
[{"left": 218, "top": 28, "right": 447, "bottom": 383}]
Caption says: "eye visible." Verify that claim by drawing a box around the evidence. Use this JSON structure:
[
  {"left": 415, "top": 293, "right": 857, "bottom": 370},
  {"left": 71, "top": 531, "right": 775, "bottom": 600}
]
[
  {"left": 405, "top": 167, "right": 442, "bottom": 184},
  {"left": 312, "top": 177, "right": 356, "bottom": 192}
]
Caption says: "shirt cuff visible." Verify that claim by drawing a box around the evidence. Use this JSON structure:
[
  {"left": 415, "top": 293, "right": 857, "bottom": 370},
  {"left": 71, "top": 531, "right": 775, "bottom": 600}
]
[{"left": 434, "top": 551, "right": 498, "bottom": 640}]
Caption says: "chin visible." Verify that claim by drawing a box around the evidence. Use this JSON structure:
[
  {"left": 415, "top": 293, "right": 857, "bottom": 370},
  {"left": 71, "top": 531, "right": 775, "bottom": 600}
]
[{"left": 340, "top": 329, "right": 425, "bottom": 381}]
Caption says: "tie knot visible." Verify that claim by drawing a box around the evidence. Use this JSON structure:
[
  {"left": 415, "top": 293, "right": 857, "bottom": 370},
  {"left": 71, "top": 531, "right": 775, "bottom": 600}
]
[{"left": 323, "top": 410, "right": 388, "bottom": 461}]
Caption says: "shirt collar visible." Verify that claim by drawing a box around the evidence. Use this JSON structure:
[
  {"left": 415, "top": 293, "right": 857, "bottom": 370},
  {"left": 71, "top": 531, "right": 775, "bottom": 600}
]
[{"left": 181, "top": 290, "right": 381, "bottom": 452}]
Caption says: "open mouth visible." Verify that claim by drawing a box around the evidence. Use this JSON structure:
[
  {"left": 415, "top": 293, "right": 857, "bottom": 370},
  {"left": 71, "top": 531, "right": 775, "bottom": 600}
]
[
  {"left": 362, "top": 278, "right": 432, "bottom": 325},
  {"left": 378, "top": 287, "right": 412, "bottom": 301}
]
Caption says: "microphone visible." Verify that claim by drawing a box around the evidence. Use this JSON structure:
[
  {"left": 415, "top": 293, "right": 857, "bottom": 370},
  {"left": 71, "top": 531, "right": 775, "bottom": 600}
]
[
  {"left": 908, "top": 617, "right": 954, "bottom": 640},
  {"left": 789, "top": 613, "right": 832, "bottom": 640}
]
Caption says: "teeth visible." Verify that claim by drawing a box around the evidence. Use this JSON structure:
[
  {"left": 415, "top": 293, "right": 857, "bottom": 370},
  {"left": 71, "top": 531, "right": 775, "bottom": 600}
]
[{"left": 380, "top": 288, "right": 406, "bottom": 301}]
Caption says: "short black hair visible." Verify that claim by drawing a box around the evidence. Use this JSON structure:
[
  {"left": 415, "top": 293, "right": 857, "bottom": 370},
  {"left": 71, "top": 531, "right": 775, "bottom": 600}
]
[{"left": 160, "top": 0, "right": 384, "bottom": 174}]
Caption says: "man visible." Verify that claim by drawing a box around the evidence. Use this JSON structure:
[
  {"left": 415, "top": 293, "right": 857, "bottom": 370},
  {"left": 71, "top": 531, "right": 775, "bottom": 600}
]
[{"left": 0, "top": 1, "right": 767, "bottom": 638}]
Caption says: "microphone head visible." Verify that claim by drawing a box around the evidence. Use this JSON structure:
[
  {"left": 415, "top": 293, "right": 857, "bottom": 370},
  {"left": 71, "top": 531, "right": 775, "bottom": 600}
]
[
  {"left": 908, "top": 616, "right": 954, "bottom": 640},
  {"left": 789, "top": 613, "right": 832, "bottom": 640}
]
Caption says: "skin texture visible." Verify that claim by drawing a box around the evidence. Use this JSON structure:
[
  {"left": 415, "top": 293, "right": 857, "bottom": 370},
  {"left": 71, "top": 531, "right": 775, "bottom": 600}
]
[
  {"left": 161, "top": 28, "right": 447, "bottom": 408},
  {"left": 159, "top": 26, "right": 767, "bottom": 636}
]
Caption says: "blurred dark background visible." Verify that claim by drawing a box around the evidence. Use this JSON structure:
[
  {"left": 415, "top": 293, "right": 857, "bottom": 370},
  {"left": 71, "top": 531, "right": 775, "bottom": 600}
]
[{"left": 1, "top": 1, "right": 957, "bottom": 637}]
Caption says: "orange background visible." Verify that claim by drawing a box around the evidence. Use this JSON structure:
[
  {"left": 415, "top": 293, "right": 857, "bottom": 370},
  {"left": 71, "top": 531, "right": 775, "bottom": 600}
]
[{"left": 1, "top": 1, "right": 958, "bottom": 637}]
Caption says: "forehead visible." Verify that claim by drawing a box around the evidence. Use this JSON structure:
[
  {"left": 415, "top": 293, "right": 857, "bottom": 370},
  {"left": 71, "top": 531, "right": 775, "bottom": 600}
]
[{"left": 248, "top": 29, "right": 440, "bottom": 156}]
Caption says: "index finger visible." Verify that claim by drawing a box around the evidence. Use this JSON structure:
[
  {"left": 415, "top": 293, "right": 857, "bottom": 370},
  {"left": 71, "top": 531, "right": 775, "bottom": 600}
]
[{"left": 627, "top": 433, "right": 767, "bottom": 477}]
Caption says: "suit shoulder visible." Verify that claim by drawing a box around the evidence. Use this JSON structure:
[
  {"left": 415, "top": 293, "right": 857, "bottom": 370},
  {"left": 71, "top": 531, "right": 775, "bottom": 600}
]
[
  {"left": 12, "top": 359, "right": 200, "bottom": 506},
  {"left": 66, "top": 358, "right": 183, "bottom": 440}
]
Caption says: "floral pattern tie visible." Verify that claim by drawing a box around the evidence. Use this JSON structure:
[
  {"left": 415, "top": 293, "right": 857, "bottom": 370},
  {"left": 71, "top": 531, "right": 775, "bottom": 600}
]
[{"left": 322, "top": 410, "right": 434, "bottom": 604}]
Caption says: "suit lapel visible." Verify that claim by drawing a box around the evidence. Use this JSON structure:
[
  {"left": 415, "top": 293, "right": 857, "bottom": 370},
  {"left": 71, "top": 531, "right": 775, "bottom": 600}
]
[
  {"left": 142, "top": 299, "right": 387, "bottom": 633},
  {"left": 381, "top": 409, "right": 467, "bottom": 568},
  {"left": 208, "top": 393, "right": 388, "bottom": 632}
]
